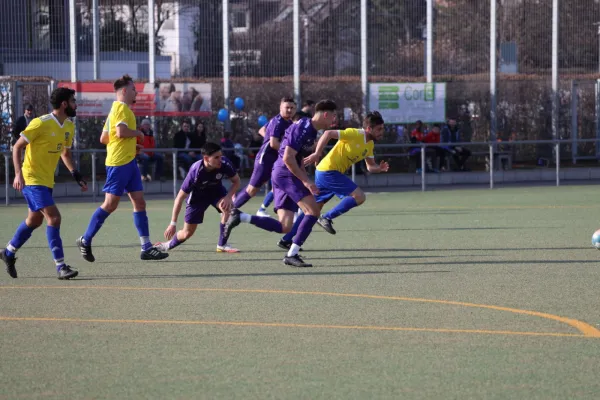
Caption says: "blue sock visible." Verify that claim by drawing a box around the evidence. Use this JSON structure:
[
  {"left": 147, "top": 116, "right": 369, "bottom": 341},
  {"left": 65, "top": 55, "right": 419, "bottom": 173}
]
[
  {"left": 282, "top": 212, "right": 305, "bottom": 242},
  {"left": 133, "top": 211, "right": 152, "bottom": 251},
  {"left": 323, "top": 197, "right": 358, "bottom": 220},
  {"left": 83, "top": 207, "right": 110, "bottom": 245},
  {"left": 46, "top": 226, "right": 65, "bottom": 269},
  {"left": 5, "top": 221, "right": 36, "bottom": 257},
  {"left": 260, "top": 191, "right": 274, "bottom": 210}
]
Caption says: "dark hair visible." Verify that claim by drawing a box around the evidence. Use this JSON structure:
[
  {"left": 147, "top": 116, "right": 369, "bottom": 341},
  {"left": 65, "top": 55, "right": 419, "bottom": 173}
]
[
  {"left": 182, "top": 119, "right": 191, "bottom": 126},
  {"left": 303, "top": 100, "right": 315, "bottom": 107},
  {"left": 281, "top": 96, "right": 296, "bottom": 104},
  {"left": 113, "top": 74, "right": 134, "bottom": 91},
  {"left": 50, "top": 88, "right": 75, "bottom": 110},
  {"left": 25, "top": 104, "right": 34, "bottom": 111},
  {"left": 201, "top": 142, "right": 221, "bottom": 156},
  {"left": 363, "top": 111, "right": 384, "bottom": 129},
  {"left": 314, "top": 100, "right": 337, "bottom": 113}
]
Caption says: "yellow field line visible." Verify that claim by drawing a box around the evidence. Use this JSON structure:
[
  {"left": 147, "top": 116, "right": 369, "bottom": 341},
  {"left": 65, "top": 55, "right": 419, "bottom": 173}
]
[
  {"left": 0, "top": 316, "right": 588, "bottom": 338},
  {"left": 3, "top": 285, "right": 599, "bottom": 337}
]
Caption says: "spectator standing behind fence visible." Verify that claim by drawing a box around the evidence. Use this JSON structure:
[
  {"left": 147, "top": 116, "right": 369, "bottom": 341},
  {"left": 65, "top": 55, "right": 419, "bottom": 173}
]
[
  {"left": 441, "top": 117, "right": 471, "bottom": 171},
  {"left": 12, "top": 104, "right": 34, "bottom": 145},
  {"left": 173, "top": 120, "right": 201, "bottom": 170},
  {"left": 137, "top": 118, "right": 164, "bottom": 182}
]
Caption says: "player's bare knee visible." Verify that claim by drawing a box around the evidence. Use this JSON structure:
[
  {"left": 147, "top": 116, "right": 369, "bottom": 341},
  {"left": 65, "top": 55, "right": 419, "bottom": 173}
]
[
  {"left": 133, "top": 199, "right": 146, "bottom": 212},
  {"left": 46, "top": 214, "right": 61, "bottom": 227},
  {"left": 181, "top": 230, "right": 194, "bottom": 240},
  {"left": 354, "top": 193, "right": 366, "bottom": 205},
  {"left": 246, "top": 185, "right": 259, "bottom": 197},
  {"left": 102, "top": 200, "right": 118, "bottom": 213},
  {"left": 281, "top": 222, "right": 292, "bottom": 233},
  {"left": 26, "top": 215, "right": 44, "bottom": 229}
]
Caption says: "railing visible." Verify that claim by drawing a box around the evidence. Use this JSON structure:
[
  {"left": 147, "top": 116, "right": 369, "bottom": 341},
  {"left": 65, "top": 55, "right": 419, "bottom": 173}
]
[{"left": 1, "top": 139, "right": 599, "bottom": 206}]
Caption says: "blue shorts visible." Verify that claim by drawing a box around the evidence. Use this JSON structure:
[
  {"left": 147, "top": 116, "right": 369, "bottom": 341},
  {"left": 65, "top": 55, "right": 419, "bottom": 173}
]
[
  {"left": 22, "top": 185, "right": 55, "bottom": 211},
  {"left": 314, "top": 170, "right": 358, "bottom": 204},
  {"left": 103, "top": 159, "right": 144, "bottom": 196}
]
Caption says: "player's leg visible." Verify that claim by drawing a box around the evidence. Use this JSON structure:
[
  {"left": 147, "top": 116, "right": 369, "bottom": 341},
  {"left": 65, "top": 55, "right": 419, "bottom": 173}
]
[
  {"left": 77, "top": 164, "right": 128, "bottom": 262},
  {"left": 216, "top": 208, "right": 240, "bottom": 253},
  {"left": 155, "top": 222, "right": 198, "bottom": 252},
  {"left": 318, "top": 171, "right": 362, "bottom": 234},
  {"left": 283, "top": 195, "right": 320, "bottom": 268},
  {"left": 257, "top": 180, "right": 274, "bottom": 217},
  {"left": 1, "top": 188, "right": 46, "bottom": 278},
  {"left": 128, "top": 190, "right": 168, "bottom": 260},
  {"left": 233, "top": 161, "right": 268, "bottom": 209},
  {"left": 40, "top": 204, "right": 78, "bottom": 280}
]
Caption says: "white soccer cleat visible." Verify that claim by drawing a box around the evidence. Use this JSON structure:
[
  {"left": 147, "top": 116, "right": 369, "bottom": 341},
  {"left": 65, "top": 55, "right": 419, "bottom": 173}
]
[
  {"left": 216, "top": 244, "right": 240, "bottom": 253},
  {"left": 256, "top": 209, "right": 271, "bottom": 218},
  {"left": 154, "top": 242, "right": 170, "bottom": 252}
]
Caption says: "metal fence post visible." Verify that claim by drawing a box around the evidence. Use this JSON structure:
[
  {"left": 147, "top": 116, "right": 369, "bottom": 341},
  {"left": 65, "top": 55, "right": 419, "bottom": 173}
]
[
  {"left": 555, "top": 142, "right": 560, "bottom": 187},
  {"left": 421, "top": 144, "right": 426, "bottom": 192},
  {"left": 351, "top": 164, "right": 356, "bottom": 182},
  {"left": 489, "top": 143, "right": 494, "bottom": 189},
  {"left": 4, "top": 154, "right": 10, "bottom": 206},
  {"left": 172, "top": 151, "right": 177, "bottom": 198},
  {"left": 91, "top": 151, "right": 97, "bottom": 203}
]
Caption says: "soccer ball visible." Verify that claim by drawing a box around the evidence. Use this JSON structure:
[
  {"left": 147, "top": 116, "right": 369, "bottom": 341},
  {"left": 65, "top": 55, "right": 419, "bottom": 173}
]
[{"left": 592, "top": 230, "right": 600, "bottom": 249}]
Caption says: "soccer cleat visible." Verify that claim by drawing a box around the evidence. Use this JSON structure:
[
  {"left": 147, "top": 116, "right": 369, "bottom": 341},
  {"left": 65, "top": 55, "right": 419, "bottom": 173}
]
[
  {"left": 216, "top": 244, "right": 240, "bottom": 253},
  {"left": 153, "top": 242, "right": 170, "bottom": 252},
  {"left": 317, "top": 216, "right": 336, "bottom": 235},
  {"left": 276, "top": 240, "right": 303, "bottom": 251},
  {"left": 140, "top": 246, "right": 169, "bottom": 260},
  {"left": 256, "top": 209, "right": 270, "bottom": 218},
  {"left": 57, "top": 265, "right": 78, "bottom": 280},
  {"left": 1, "top": 249, "right": 17, "bottom": 278},
  {"left": 223, "top": 209, "right": 242, "bottom": 239},
  {"left": 283, "top": 254, "right": 312, "bottom": 268},
  {"left": 76, "top": 236, "right": 95, "bottom": 262}
]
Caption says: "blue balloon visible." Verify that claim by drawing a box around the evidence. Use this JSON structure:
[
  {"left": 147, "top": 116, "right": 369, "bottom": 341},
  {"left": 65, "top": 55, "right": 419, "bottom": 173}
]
[
  {"left": 258, "top": 115, "right": 268, "bottom": 128},
  {"left": 217, "top": 108, "right": 229, "bottom": 122},
  {"left": 234, "top": 97, "right": 245, "bottom": 111}
]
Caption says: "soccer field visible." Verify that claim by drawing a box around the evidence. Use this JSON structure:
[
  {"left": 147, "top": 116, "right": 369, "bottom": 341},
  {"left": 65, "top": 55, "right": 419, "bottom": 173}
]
[{"left": 1, "top": 186, "right": 600, "bottom": 399}]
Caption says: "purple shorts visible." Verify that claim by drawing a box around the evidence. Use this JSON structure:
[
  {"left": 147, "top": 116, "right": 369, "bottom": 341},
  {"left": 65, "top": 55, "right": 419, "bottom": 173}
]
[
  {"left": 248, "top": 160, "right": 273, "bottom": 188},
  {"left": 271, "top": 170, "right": 311, "bottom": 212},
  {"left": 184, "top": 186, "right": 227, "bottom": 224}
]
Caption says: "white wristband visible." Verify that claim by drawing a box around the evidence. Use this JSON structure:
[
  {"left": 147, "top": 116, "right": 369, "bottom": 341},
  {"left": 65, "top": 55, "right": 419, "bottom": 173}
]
[{"left": 169, "top": 221, "right": 177, "bottom": 226}]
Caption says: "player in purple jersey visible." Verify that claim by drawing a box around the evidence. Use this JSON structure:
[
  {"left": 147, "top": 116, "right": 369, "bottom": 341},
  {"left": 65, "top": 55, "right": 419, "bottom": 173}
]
[
  {"left": 154, "top": 143, "right": 241, "bottom": 254},
  {"left": 233, "top": 97, "right": 296, "bottom": 217},
  {"left": 224, "top": 100, "right": 338, "bottom": 267}
]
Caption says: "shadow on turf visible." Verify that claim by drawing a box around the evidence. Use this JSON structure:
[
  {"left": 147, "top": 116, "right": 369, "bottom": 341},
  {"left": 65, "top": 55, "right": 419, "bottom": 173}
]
[{"left": 27, "top": 270, "right": 452, "bottom": 280}]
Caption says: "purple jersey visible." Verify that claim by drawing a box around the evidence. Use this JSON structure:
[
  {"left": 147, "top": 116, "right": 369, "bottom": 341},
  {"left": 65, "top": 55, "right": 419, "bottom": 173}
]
[
  {"left": 181, "top": 156, "right": 236, "bottom": 204},
  {"left": 255, "top": 114, "right": 292, "bottom": 166},
  {"left": 274, "top": 117, "right": 318, "bottom": 173}
]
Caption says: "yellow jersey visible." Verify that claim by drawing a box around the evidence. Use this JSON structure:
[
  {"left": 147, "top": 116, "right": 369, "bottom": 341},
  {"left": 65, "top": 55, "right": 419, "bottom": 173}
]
[
  {"left": 21, "top": 114, "right": 74, "bottom": 188},
  {"left": 317, "top": 128, "right": 374, "bottom": 173},
  {"left": 104, "top": 101, "right": 137, "bottom": 167}
]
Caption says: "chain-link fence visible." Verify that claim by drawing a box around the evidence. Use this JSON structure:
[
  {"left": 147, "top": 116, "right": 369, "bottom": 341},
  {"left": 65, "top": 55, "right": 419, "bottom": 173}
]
[{"left": 0, "top": 0, "right": 599, "bottom": 169}]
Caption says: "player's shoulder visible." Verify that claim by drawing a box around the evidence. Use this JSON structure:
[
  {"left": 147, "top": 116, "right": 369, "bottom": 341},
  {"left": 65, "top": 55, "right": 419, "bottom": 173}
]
[
  {"left": 220, "top": 156, "right": 235, "bottom": 170},
  {"left": 64, "top": 118, "right": 75, "bottom": 127},
  {"left": 38, "top": 114, "right": 53, "bottom": 122}
]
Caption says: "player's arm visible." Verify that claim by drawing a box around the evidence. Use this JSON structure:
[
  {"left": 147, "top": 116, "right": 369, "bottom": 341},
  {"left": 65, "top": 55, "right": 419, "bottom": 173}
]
[
  {"left": 219, "top": 174, "right": 241, "bottom": 212},
  {"left": 11, "top": 137, "right": 28, "bottom": 191},
  {"left": 304, "top": 130, "right": 339, "bottom": 165},
  {"left": 164, "top": 189, "right": 188, "bottom": 240},
  {"left": 365, "top": 157, "right": 389, "bottom": 173},
  {"left": 99, "top": 131, "right": 109, "bottom": 145},
  {"left": 269, "top": 137, "right": 281, "bottom": 151},
  {"left": 115, "top": 123, "right": 143, "bottom": 139},
  {"left": 258, "top": 126, "right": 266, "bottom": 138},
  {"left": 61, "top": 148, "right": 88, "bottom": 191},
  {"left": 283, "top": 147, "right": 318, "bottom": 195}
]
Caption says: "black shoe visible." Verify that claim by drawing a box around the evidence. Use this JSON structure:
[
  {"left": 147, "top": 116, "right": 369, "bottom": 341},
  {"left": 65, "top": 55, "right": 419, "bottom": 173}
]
[
  {"left": 223, "top": 209, "right": 242, "bottom": 239},
  {"left": 277, "top": 240, "right": 303, "bottom": 251},
  {"left": 283, "top": 254, "right": 312, "bottom": 268},
  {"left": 140, "top": 246, "right": 169, "bottom": 260},
  {"left": 1, "top": 249, "right": 17, "bottom": 278},
  {"left": 317, "top": 216, "right": 336, "bottom": 235},
  {"left": 57, "top": 265, "right": 78, "bottom": 280},
  {"left": 76, "top": 236, "right": 95, "bottom": 263}
]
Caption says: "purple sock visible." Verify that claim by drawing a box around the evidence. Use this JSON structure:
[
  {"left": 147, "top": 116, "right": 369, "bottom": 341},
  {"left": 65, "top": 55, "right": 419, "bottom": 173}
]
[
  {"left": 234, "top": 190, "right": 252, "bottom": 209},
  {"left": 168, "top": 235, "right": 185, "bottom": 250},
  {"left": 218, "top": 223, "right": 227, "bottom": 246},
  {"left": 293, "top": 215, "right": 318, "bottom": 246},
  {"left": 250, "top": 215, "right": 283, "bottom": 233}
]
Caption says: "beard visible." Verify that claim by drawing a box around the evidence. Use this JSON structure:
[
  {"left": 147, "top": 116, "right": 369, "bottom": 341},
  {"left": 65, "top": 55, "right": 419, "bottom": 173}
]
[{"left": 65, "top": 106, "right": 77, "bottom": 118}]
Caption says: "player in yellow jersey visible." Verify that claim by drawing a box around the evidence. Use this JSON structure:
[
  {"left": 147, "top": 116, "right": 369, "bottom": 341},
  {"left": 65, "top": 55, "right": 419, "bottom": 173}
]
[
  {"left": 1, "top": 88, "right": 88, "bottom": 279},
  {"left": 76, "top": 75, "right": 168, "bottom": 262},
  {"left": 277, "top": 111, "right": 389, "bottom": 247}
]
